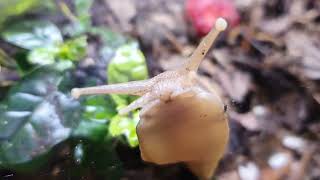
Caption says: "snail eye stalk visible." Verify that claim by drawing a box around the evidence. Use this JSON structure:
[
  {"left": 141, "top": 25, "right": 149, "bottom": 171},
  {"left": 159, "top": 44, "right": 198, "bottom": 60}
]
[{"left": 184, "top": 17, "right": 227, "bottom": 72}]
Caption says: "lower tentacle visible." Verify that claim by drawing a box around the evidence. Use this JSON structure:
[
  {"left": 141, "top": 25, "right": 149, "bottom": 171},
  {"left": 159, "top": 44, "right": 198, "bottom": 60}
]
[{"left": 119, "top": 93, "right": 154, "bottom": 115}]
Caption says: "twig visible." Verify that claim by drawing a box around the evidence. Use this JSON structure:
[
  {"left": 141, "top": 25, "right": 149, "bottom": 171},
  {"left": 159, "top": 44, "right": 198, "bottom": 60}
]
[
  {"left": 290, "top": 145, "right": 316, "bottom": 180},
  {"left": 163, "top": 30, "right": 184, "bottom": 54},
  {"left": 58, "top": 1, "right": 78, "bottom": 23}
]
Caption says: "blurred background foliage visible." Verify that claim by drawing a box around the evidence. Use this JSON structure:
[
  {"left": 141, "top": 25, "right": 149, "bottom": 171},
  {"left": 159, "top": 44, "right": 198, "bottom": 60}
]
[{"left": 0, "top": 0, "right": 147, "bottom": 179}]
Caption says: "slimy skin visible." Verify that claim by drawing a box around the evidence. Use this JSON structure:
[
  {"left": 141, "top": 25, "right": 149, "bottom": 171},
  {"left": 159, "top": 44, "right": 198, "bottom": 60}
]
[{"left": 71, "top": 18, "right": 229, "bottom": 179}]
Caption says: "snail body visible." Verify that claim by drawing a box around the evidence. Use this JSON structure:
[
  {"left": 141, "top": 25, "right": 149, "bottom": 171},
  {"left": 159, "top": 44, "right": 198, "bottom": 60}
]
[
  {"left": 72, "top": 18, "right": 229, "bottom": 179},
  {"left": 137, "top": 75, "right": 228, "bottom": 178}
]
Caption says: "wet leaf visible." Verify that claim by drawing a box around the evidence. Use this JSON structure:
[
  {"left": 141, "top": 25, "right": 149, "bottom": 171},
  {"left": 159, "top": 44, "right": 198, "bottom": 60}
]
[
  {"left": 27, "top": 47, "right": 58, "bottom": 65},
  {"left": 1, "top": 20, "right": 63, "bottom": 50},
  {"left": 72, "top": 119, "right": 108, "bottom": 142},
  {"left": 0, "top": 67, "right": 81, "bottom": 168},
  {"left": 73, "top": 95, "right": 117, "bottom": 142},
  {"left": 82, "top": 95, "right": 117, "bottom": 121}
]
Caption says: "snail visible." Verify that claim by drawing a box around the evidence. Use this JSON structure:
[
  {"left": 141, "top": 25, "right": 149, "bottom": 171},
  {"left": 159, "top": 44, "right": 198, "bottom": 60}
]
[{"left": 71, "top": 17, "right": 229, "bottom": 179}]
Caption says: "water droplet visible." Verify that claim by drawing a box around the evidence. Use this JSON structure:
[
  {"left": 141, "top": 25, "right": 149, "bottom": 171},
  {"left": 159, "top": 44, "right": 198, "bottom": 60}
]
[
  {"left": 75, "top": 159, "right": 81, "bottom": 165},
  {"left": 3, "top": 174, "right": 13, "bottom": 178},
  {"left": 74, "top": 144, "right": 84, "bottom": 165},
  {"left": 5, "top": 143, "right": 13, "bottom": 148}
]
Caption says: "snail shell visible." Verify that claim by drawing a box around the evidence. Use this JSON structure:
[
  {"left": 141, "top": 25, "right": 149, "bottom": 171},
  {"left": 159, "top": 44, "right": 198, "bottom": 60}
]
[{"left": 71, "top": 18, "right": 229, "bottom": 179}]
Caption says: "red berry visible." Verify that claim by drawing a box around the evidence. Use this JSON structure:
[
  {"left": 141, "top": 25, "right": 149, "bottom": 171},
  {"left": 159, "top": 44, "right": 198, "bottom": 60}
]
[{"left": 185, "top": 0, "right": 240, "bottom": 36}]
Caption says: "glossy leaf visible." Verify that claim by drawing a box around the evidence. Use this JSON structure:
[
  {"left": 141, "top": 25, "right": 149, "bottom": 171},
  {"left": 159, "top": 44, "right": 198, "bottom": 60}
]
[
  {"left": 73, "top": 95, "right": 117, "bottom": 142},
  {"left": 82, "top": 95, "right": 117, "bottom": 121},
  {"left": 27, "top": 46, "right": 58, "bottom": 65},
  {"left": 0, "top": 67, "right": 81, "bottom": 167},
  {"left": 72, "top": 120, "right": 108, "bottom": 142},
  {"left": 1, "top": 20, "right": 63, "bottom": 50}
]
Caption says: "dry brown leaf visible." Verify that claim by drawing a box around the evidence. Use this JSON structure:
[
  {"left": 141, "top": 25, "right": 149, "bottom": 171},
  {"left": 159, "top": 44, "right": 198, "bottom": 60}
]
[
  {"left": 230, "top": 111, "right": 260, "bottom": 131},
  {"left": 286, "top": 30, "right": 320, "bottom": 80},
  {"left": 217, "top": 69, "right": 252, "bottom": 102}
]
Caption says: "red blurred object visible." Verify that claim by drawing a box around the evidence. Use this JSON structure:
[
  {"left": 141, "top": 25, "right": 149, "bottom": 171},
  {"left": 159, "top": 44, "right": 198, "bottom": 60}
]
[{"left": 185, "top": 0, "right": 240, "bottom": 36}]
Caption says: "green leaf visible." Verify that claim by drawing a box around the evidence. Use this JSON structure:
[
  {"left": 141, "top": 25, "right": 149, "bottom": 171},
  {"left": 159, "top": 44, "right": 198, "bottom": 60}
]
[
  {"left": 74, "top": 0, "right": 93, "bottom": 29},
  {"left": 57, "top": 36, "right": 87, "bottom": 62},
  {"left": 13, "top": 50, "right": 33, "bottom": 74},
  {"left": 82, "top": 96, "right": 117, "bottom": 121},
  {"left": 0, "top": 0, "right": 41, "bottom": 26},
  {"left": 109, "top": 112, "right": 140, "bottom": 147},
  {"left": 91, "top": 27, "right": 127, "bottom": 50},
  {"left": 71, "top": 95, "right": 123, "bottom": 178},
  {"left": 27, "top": 36, "right": 87, "bottom": 71},
  {"left": 72, "top": 119, "right": 108, "bottom": 142},
  {"left": 27, "top": 46, "right": 58, "bottom": 65},
  {"left": 107, "top": 42, "right": 148, "bottom": 106},
  {"left": 1, "top": 20, "right": 63, "bottom": 50},
  {"left": 53, "top": 61, "right": 74, "bottom": 72},
  {"left": 107, "top": 42, "right": 148, "bottom": 84},
  {"left": 73, "top": 94, "right": 117, "bottom": 141},
  {"left": 0, "top": 67, "right": 81, "bottom": 168},
  {"left": 107, "top": 42, "right": 148, "bottom": 147}
]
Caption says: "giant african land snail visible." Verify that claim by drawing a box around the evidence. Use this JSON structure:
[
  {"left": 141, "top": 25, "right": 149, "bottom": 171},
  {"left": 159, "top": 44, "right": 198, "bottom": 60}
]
[{"left": 71, "top": 18, "right": 229, "bottom": 179}]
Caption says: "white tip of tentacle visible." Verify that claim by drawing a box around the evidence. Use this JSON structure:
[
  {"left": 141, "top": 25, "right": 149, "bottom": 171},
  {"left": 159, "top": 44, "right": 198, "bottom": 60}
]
[
  {"left": 215, "top": 18, "right": 228, "bottom": 31},
  {"left": 71, "top": 88, "right": 81, "bottom": 99}
]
